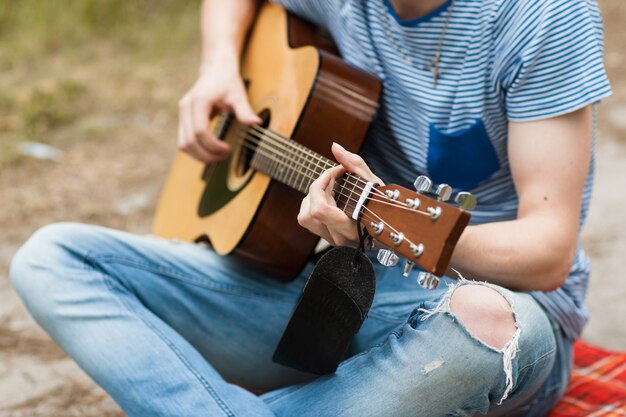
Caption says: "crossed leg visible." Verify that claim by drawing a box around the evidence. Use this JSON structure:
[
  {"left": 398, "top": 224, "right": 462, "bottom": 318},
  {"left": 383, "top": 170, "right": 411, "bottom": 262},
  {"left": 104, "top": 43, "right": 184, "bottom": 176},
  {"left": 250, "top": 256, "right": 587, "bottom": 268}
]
[{"left": 10, "top": 223, "right": 560, "bottom": 417}]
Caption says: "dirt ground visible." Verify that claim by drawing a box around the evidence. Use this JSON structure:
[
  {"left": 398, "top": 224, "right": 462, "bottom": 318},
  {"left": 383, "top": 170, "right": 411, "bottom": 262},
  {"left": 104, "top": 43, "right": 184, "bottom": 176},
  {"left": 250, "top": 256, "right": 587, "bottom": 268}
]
[{"left": 1, "top": 1, "right": 626, "bottom": 415}]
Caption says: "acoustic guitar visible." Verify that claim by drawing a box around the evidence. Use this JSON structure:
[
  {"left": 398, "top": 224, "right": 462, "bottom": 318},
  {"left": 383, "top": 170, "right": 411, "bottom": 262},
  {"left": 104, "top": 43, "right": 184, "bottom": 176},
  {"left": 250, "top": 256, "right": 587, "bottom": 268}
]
[{"left": 153, "top": 3, "right": 472, "bottom": 282}]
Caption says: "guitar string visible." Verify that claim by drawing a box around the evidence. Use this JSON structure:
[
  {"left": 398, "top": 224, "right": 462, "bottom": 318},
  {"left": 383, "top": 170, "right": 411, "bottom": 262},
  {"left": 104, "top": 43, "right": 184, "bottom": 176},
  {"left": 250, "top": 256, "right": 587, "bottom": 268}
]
[
  {"left": 233, "top": 129, "right": 405, "bottom": 208},
  {"left": 231, "top": 132, "right": 415, "bottom": 237},
  {"left": 241, "top": 128, "right": 384, "bottom": 196},
  {"left": 233, "top": 129, "right": 435, "bottom": 217},
  {"left": 241, "top": 122, "right": 390, "bottom": 200},
  {"left": 208, "top": 95, "right": 425, "bottom": 212},
  {"left": 242, "top": 125, "right": 393, "bottom": 202},
  {"left": 214, "top": 115, "right": 445, "bottom": 220},
  {"left": 216, "top": 126, "right": 437, "bottom": 255},
  {"left": 234, "top": 127, "right": 432, "bottom": 215},
  {"left": 245, "top": 125, "right": 381, "bottom": 195},
  {"left": 227, "top": 134, "right": 421, "bottom": 251},
  {"left": 232, "top": 131, "right": 434, "bottom": 219},
  {"left": 246, "top": 125, "right": 362, "bottom": 179},
  {"left": 235, "top": 136, "right": 371, "bottom": 206}
]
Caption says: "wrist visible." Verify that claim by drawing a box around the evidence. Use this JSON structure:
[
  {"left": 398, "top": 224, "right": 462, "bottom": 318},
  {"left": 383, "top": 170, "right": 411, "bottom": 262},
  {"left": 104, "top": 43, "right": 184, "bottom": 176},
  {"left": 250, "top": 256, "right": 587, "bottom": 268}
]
[
  {"left": 200, "top": 45, "right": 239, "bottom": 75},
  {"left": 448, "top": 224, "right": 474, "bottom": 271}
]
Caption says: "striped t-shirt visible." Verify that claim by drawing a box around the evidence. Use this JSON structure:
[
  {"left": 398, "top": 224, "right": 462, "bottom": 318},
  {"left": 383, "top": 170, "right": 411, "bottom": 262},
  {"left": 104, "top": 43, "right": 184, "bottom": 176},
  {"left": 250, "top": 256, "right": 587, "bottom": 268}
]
[{"left": 273, "top": 0, "right": 612, "bottom": 341}]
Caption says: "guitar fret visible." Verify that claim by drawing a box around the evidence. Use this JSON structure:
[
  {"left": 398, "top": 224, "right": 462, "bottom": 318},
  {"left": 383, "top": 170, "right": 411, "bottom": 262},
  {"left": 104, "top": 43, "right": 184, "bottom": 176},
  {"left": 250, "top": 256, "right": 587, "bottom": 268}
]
[
  {"left": 284, "top": 142, "right": 294, "bottom": 187},
  {"left": 272, "top": 151, "right": 281, "bottom": 179},
  {"left": 334, "top": 176, "right": 347, "bottom": 209},
  {"left": 341, "top": 176, "right": 350, "bottom": 212},
  {"left": 304, "top": 150, "right": 316, "bottom": 192},
  {"left": 295, "top": 145, "right": 306, "bottom": 193},
  {"left": 283, "top": 143, "right": 293, "bottom": 185},
  {"left": 305, "top": 149, "right": 316, "bottom": 193},
  {"left": 346, "top": 175, "right": 359, "bottom": 215},
  {"left": 248, "top": 126, "right": 357, "bottom": 201},
  {"left": 258, "top": 139, "right": 271, "bottom": 176},
  {"left": 269, "top": 138, "right": 279, "bottom": 179},
  {"left": 288, "top": 143, "right": 299, "bottom": 189},
  {"left": 280, "top": 145, "right": 289, "bottom": 183},
  {"left": 296, "top": 144, "right": 309, "bottom": 193}
]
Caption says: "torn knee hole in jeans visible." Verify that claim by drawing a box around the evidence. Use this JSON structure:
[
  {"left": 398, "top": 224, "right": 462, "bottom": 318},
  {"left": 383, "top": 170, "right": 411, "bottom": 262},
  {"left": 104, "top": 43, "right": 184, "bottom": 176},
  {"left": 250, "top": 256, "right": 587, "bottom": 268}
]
[{"left": 417, "top": 275, "right": 521, "bottom": 405}]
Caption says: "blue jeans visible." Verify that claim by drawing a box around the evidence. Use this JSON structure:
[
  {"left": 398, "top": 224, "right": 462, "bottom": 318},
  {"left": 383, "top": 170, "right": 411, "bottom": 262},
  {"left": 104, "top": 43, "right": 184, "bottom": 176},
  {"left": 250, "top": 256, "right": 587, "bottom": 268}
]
[{"left": 10, "top": 223, "right": 572, "bottom": 417}]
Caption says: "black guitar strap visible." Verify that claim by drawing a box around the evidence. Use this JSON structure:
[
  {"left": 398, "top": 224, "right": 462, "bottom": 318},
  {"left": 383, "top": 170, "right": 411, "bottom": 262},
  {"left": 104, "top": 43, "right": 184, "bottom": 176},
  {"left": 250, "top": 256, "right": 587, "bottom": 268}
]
[{"left": 273, "top": 226, "right": 376, "bottom": 375}]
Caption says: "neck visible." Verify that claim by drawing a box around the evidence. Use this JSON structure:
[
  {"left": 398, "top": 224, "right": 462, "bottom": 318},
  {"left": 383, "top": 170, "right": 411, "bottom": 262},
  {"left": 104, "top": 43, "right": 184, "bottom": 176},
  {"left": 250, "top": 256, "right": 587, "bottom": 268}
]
[{"left": 388, "top": 0, "right": 448, "bottom": 20}]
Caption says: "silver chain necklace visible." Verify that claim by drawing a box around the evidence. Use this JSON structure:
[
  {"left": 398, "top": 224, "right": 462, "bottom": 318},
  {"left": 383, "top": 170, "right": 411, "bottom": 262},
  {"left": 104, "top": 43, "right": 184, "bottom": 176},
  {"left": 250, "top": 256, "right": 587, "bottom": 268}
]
[{"left": 380, "top": 0, "right": 455, "bottom": 86}]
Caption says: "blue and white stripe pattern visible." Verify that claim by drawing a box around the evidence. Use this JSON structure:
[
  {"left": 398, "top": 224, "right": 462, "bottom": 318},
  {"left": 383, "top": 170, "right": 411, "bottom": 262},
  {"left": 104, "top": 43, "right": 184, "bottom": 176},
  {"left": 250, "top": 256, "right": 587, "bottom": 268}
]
[{"left": 273, "top": 0, "right": 612, "bottom": 341}]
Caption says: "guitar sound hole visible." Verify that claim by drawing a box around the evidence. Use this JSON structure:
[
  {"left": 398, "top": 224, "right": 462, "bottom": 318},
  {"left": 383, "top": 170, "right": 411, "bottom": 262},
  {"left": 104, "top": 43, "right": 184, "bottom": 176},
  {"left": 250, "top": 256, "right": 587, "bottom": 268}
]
[{"left": 236, "top": 109, "right": 270, "bottom": 177}]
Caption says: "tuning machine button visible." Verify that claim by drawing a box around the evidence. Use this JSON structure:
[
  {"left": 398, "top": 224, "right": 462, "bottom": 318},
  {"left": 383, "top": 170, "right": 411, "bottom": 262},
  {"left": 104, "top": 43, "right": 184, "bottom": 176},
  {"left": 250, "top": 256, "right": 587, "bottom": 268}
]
[
  {"left": 385, "top": 189, "right": 401, "bottom": 200},
  {"left": 435, "top": 184, "right": 452, "bottom": 202},
  {"left": 417, "top": 272, "right": 441, "bottom": 290},
  {"left": 377, "top": 249, "right": 399, "bottom": 267},
  {"left": 369, "top": 221, "right": 384, "bottom": 235},
  {"left": 405, "top": 197, "right": 421, "bottom": 210},
  {"left": 409, "top": 243, "right": 424, "bottom": 258},
  {"left": 403, "top": 261, "right": 415, "bottom": 277},
  {"left": 454, "top": 192, "right": 477, "bottom": 211},
  {"left": 426, "top": 206, "right": 442, "bottom": 220},
  {"left": 389, "top": 232, "right": 404, "bottom": 246},
  {"left": 413, "top": 175, "right": 433, "bottom": 194}
]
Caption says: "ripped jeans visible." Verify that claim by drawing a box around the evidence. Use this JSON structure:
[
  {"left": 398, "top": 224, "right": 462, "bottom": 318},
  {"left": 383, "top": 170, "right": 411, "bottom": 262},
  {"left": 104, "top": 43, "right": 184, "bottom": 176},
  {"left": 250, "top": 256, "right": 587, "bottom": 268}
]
[{"left": 10, "top": 223, "right": 572, "bottom": 417}]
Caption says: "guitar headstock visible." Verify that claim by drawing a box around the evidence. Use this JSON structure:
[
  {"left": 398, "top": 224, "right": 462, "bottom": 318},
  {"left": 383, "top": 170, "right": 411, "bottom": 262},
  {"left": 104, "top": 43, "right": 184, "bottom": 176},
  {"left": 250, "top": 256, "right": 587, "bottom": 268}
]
[{"left": 360, "top": 176, "right": 473, "bottom": 282}]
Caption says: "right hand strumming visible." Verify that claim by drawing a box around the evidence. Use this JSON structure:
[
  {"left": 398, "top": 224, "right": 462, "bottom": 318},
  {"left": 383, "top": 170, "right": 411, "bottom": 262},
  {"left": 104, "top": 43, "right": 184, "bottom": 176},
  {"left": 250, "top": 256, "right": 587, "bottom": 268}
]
[{"left": 177, "top": 67, "right": 261, "bottom": 163}]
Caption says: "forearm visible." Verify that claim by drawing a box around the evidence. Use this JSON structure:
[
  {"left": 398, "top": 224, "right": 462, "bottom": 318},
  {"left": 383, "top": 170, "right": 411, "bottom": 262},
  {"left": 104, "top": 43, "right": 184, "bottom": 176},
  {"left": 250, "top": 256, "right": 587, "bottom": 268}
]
[
  {"left": 450, "top": 214, "right": 578, "bottom": 293},
  {"left": 199, "top": 0, "right": 259, "bottom": 73}
]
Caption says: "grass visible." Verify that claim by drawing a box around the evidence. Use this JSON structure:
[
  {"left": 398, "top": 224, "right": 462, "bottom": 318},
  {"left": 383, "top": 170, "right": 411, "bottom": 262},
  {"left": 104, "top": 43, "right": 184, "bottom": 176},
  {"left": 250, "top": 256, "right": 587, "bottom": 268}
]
[
  {"left": 0, "top": 0, "right": 201, "bottom": 167},
  {"left": 0, "top": 0, "right": 200, "bottom": 65}
]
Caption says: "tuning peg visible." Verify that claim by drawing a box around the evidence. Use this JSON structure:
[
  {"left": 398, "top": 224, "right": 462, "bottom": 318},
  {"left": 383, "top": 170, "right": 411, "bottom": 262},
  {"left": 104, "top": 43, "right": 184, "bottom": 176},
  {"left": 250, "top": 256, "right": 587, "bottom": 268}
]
[
  {"left": 409, "top": 243, "right": 424, "bottom": 258},
  {"left": 403, "top": 261, "right": 415, "bottom": 277},
  {"left": 377, "top": 249, "right": 399, "bottom": 267},
  {"left": 417, "top": 272, "right": 441, "bottom": 290},
  {"left": 413, "top": 175, "right": 432, "bottom": 194},
  {"left": 454, "top": 192, "right": 477, "bottom": 211},
  {"left": 435, "top": 184, "right": 452, "bottom": 202}
]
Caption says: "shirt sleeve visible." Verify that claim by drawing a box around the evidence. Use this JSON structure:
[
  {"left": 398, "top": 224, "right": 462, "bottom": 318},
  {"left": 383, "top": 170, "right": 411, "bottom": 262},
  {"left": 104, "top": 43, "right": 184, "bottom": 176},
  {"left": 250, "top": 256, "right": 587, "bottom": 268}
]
[
  {"left": 495, "top": 0, "right": 612, "bottom": 121},
  {"left": 270, "top": 0, "right": 333, "bottom": 29}
]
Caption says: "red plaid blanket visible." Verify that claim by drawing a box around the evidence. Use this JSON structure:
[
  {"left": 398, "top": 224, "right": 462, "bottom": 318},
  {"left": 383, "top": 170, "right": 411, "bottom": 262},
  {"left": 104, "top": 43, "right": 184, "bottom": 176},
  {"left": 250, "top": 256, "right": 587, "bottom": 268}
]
[{"left": 548, "top": 340, "right": 626, "bottom": 417}]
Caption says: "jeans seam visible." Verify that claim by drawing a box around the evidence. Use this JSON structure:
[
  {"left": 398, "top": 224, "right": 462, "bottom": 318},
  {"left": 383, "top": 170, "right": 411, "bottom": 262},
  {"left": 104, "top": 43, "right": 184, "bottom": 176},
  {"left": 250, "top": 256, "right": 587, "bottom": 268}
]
[
  {"left": 366, "top": 310, "right": 407, "bottom": 323},
  {"left": 263, "top": 382, "right": 311, "bottom": 405},
  {"left": 341, "top": 331, "right": 400, "bottom": 367},
  {"left": 265, "top": 332, "right": 401, "bottom": 406},
  {"left": 90, "top": 253, "right": 296, "bottom": 304},
  {"left": 517, "top": 348, "right": 556, "bottom": 374},
  {"left": 86, "top": 254, "right": 238, "bottom": 417}
]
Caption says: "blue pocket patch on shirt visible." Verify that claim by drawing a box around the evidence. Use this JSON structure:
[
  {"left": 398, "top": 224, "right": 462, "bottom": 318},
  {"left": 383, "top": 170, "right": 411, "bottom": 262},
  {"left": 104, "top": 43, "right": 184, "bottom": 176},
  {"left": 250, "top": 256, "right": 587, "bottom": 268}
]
[{"left": 427, "top": 120, "right": 500, "bottom": 190}]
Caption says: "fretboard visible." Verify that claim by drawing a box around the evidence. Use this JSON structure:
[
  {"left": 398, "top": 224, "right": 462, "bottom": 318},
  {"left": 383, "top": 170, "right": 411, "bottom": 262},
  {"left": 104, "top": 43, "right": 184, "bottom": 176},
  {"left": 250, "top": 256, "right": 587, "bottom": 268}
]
[{"left": 249, "top": 131, "right": 365, "bottom": 218}]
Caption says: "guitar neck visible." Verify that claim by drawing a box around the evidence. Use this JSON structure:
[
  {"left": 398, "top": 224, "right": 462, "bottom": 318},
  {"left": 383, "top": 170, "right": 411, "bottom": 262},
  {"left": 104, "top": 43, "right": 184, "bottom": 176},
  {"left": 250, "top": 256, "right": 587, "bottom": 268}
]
[
  {"left": 250, "top": 130, "right": 335, "bottom": 194},
  {"left": 249, "top": 127, "right": 365, "bottom": 218},
  {"left": 237, "top": 123, "right": 471, "bottom": 278}
]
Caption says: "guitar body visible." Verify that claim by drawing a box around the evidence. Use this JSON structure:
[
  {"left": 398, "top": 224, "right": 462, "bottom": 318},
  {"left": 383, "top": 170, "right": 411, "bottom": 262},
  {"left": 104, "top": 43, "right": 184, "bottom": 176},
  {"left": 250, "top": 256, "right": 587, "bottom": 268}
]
[{"left": 153, "top": 3, "right": 381, "bottom": 280}]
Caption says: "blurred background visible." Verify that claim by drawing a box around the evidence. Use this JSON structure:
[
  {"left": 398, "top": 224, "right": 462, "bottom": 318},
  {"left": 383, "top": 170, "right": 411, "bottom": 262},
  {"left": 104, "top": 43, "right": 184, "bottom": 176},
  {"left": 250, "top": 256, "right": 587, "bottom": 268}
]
[{"left": 0, "top": 0, "right": 624, "bottom": 415}]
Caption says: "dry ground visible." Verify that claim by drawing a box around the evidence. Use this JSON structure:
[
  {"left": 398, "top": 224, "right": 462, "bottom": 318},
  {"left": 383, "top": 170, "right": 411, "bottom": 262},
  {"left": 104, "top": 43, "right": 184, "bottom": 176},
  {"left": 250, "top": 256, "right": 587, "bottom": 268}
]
[{"left": 1, "top": 1, "right": 626, "bottom": 415}]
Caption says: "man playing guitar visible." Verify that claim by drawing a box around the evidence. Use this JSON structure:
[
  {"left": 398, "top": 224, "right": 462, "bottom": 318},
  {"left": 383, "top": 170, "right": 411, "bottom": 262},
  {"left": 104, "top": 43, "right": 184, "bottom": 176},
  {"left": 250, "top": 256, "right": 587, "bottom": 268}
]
[{"left": 11, "top": 0, "right": 611, "bottom": 415}]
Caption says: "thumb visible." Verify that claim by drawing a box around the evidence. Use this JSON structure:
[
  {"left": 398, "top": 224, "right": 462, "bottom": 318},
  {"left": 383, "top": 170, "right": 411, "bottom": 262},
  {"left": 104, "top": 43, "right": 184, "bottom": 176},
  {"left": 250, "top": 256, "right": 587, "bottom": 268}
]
[{"left": 231, "top": 90, "right": 262, "bottom": 125}]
